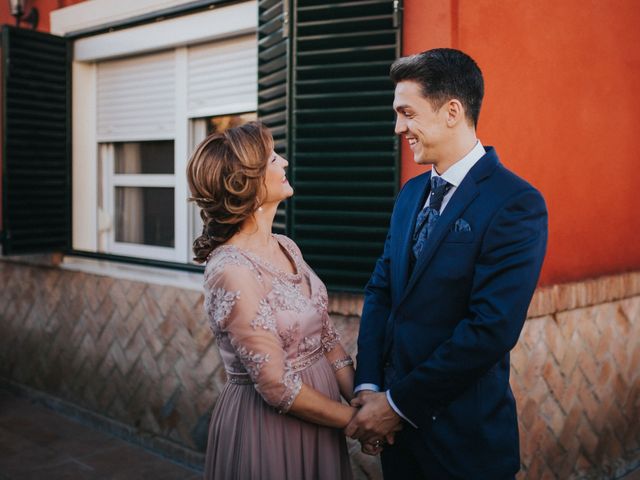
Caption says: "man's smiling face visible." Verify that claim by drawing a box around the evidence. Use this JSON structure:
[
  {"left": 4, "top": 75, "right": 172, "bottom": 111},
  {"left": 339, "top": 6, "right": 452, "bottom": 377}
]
[{"left": 393, "top": 80, "right": 449, "bottom": 166}]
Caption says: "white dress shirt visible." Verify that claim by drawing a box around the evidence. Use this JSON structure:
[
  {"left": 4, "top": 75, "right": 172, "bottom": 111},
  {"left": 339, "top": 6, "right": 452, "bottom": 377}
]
[
  {"left": 425, "top": 139, "right": 486, "bottom": 212},
  {"left": 354, "top": 140, "right": 486, "bottom": 428}
]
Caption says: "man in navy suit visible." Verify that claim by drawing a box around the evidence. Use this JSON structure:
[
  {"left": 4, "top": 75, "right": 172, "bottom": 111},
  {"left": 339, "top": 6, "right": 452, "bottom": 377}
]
[{"left": 344, "top": 49, "right": 548, "bottom": 479}]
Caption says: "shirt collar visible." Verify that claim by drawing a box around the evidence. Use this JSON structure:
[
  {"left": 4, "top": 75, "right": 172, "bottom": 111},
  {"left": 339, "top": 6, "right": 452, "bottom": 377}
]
[{"left": 431, "top": 140, "right": 486, "bottom": 188}]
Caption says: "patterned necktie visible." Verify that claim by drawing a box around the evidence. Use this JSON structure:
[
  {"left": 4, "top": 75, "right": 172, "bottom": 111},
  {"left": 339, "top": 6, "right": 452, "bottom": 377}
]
[{"left": 412, "top": 176, "right": 453, "bottom": 259}]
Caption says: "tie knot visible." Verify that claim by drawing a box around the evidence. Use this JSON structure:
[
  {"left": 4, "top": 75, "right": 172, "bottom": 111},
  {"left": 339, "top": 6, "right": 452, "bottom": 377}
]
[{"left": 429, "top": 176, "right": 451, "bottom": 211}]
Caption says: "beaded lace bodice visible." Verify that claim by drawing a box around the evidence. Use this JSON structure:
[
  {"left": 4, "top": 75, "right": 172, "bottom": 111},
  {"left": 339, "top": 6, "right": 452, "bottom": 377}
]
[{"left": 203, "top": 234, "right": 340, "bottom": 413}]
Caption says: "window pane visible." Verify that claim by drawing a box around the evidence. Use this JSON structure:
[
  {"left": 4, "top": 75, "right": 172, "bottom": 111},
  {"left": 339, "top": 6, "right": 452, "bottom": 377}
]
[
  {"left": 114, "top": 141, "right": 174, "bottom": 174},
  {"left": 206, "top": 112, "right": 257, "bottom": 135},
  {"left": 115, "top": 187, "right": 174, "bottom": 247}
]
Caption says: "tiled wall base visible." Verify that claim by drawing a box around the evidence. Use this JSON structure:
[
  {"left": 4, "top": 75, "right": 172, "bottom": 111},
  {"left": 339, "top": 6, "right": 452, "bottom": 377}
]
[{"left": 1, "top": 260, "right": 638, "bottom": 479}]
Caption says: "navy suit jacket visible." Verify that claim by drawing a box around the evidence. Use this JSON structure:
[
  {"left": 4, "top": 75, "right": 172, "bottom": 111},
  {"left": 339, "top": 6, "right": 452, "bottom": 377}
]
[{"left": 355, "top": 147, "right": 548, "bottom": 479}]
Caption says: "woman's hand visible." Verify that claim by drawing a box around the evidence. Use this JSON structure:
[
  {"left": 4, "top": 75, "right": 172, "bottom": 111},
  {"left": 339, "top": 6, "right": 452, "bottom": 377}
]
[
  {"left": 289, "top": 384, "right": 358, "bottom": 429},
  {"left": 360, "top": 438, "right": 385, "bottom": 456}
]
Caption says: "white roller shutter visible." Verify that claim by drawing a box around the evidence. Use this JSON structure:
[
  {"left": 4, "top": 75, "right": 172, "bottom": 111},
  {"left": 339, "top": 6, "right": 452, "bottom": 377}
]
[
  {"left": 187, "top": 35, "right": 257, "bottom": 118},
  {"left": 97, "top": 50, "right": 176, "bottom": 142}
]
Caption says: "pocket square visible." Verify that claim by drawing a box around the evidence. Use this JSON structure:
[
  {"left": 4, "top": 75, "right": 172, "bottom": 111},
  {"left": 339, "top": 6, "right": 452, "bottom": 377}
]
[{"left": 452, "top": 218, "right": 472, "bottom": 232}]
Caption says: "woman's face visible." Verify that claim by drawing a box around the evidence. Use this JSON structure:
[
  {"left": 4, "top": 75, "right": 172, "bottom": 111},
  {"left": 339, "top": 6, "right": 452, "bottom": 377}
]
[{"left": 263, "top": 151, "right": 293, "bottom": 204}]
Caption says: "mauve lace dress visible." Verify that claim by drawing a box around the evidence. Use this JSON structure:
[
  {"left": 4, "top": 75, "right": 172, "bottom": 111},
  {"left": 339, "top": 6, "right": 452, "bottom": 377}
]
[{"left": 202, "top": 234, "right": 353, "bottom": 480}]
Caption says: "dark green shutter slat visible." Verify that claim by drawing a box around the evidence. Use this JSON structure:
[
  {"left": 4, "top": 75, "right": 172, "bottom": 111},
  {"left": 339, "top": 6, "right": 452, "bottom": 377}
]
[
  {"left": 1, "top": 26, "right": 71, "bottom": 255},
  {"left": 296, "top": 166, "right": 395, "bottom": 174},
  {"left": 258, "top": 0, "right": 291, "bottom": 234}
]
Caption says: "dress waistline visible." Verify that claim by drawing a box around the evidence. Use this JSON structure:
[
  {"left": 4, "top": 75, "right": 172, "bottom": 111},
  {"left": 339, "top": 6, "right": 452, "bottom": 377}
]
[
  {"left": 290, "top": 346, "right": 325, "bottom": 373},
  {"left": 226, "top": 347, "right": 324, "bottom": 385}
]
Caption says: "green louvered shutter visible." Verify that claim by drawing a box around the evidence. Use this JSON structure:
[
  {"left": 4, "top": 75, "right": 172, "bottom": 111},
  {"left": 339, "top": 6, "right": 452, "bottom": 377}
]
[
  {"left": 257, "top": 0, "right": 401, "bottom": 291},
  {"left": 1, "top": 26, "right": 71, "bottom": 255},
  {"left": 258, "top": 0, "right": 292, "bottom": 234},
  {"left": 292, "top": 0, "right": 401, "bottom": 291}
]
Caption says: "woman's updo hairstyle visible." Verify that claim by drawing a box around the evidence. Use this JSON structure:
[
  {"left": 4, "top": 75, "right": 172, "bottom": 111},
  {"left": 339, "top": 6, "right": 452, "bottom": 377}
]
[{"left": 187, "top": 121, "right": 273, "bottom": 263}]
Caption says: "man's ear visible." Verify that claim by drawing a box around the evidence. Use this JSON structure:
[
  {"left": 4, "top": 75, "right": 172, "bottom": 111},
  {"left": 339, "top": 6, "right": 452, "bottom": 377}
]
[{"left": 445, "top": 99, "right": 465, "bottom": 127}]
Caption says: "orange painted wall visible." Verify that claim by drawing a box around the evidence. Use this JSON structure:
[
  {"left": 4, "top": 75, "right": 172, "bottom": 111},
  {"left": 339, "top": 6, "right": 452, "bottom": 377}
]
[{"left": 402, "top": 0, "right": 640, "bottom": 286}]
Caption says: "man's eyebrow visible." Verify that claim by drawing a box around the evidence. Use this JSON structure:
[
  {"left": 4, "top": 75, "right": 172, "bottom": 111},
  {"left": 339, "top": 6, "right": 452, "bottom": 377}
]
[{"left": 394, "top": 104, "right": 411, "bottom": 112}]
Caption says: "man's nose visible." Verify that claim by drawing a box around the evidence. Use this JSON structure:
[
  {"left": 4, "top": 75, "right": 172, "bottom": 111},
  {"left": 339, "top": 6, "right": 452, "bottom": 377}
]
[{"left": 394, "top": 116, "right": 406, "bottom": 135}]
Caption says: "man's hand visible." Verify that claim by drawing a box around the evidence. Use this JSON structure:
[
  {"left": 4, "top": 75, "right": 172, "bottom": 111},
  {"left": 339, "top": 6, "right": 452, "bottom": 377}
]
[
  {"left": 350, "top": 389, "right": 376, "bottom": 408},
  {"left": 345, "top": 391, "right": 403, "bottom": 444}
]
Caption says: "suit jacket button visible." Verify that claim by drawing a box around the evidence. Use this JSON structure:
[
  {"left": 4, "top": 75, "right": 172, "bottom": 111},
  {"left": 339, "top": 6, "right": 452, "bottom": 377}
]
[{"left": 432, "top": 415, "right": 437, "bottom": 421}]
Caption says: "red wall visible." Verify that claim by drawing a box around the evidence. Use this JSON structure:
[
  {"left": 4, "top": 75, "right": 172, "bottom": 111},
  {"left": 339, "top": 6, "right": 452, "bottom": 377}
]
[
  {"left": 0, "top": 0, "right": 84, "bottom": 33},
  {"left": 402, "top": 0, "right": 640, "bottom": 286}
]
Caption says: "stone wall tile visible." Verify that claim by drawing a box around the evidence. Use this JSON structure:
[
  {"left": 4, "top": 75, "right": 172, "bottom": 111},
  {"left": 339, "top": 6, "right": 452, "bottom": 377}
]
[
  {"left": 542, "top": 316, "right": 565, "bottom": 364},
  {"left": 540, "top": 395, "right": 564, "bottom": 438},
  {"left": 628, "top": 348, "right": 640, "bottom": 385},
  {"left": 108, "top": 280, "right": 131, "bottom": 318},
  {"left": 158, "top": 312, "right": 179, "bottom": 342},
  {"left": 124, "top": 281, "right": 146, "bottom": 307},
  {"left": 527, "top": 272, "right": 640, "bottom": 319},
  {"left": 1, "top": 261, "right": 639, "bottom": 480},
  {"left": 541, "top": 359, "right": 563, "bottom": 408},
  {"left": 148, "top": 285, "right": 179, "bottom": 318},
  {"left": 328, "top": 293, "right": 364, "bottom": 317}
]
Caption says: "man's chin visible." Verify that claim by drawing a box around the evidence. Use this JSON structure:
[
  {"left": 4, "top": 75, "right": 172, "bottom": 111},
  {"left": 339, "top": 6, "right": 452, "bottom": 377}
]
[{"left": 413, "top": 155, "right": 432, "bottom": 166}]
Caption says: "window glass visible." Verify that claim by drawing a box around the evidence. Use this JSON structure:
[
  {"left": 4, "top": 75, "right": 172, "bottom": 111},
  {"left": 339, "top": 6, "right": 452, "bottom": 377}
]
[
  {"left": 115, "top": 187, "right": 174, "bottom": 247},
  {"left": 114, "top": 141, "right": 174, "bottom": 174},
  {"left": 205, "top": 112, "right": 257, "bottom": 135}
]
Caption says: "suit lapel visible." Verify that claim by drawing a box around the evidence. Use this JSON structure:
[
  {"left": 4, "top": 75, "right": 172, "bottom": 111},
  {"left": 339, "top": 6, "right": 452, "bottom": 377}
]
[
  {"left": 385, "top": 173, "right": 431, "bottom": 359},
  {"left": 394, "top": 171, "right": 431, "bottom": 292}
]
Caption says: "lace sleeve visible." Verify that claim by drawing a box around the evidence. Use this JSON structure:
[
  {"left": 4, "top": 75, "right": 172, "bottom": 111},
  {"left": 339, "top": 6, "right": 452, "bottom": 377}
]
[
  {"left": 206, "top": 261, "right": 302, "bottom": 413},
  {"left": 321, "top": 311, "right": 341, "bottom": 353}
]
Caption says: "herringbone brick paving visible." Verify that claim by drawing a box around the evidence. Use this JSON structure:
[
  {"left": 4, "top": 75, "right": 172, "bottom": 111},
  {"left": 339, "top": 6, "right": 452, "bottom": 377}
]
[{"left": 0, "top": 260, "right": 638, "bottom": 479}]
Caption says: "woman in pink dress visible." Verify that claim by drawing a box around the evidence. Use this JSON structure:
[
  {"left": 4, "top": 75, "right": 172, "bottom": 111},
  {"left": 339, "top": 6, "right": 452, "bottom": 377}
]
[{"left": 187, "top": 121, "right": 356, "bottom": 479}]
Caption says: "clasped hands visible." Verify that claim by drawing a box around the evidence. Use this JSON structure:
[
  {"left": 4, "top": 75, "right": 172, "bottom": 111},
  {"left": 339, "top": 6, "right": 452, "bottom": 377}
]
[{"left": 345, "top": 391, "right": 403, "bottom": 456}]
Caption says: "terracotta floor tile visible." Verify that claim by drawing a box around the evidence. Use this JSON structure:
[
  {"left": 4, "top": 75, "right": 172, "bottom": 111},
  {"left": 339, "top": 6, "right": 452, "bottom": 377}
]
[
  {"left": 621, "top": 467, "right": 640, "bottom": 480},
  {"left": 12, "top": 459, "right": 96, "bottom": 480},
  {"left": 0, "top": 389, "right": 201, "bottom": 479},
  {"left": 79, "top": 445, "right": 199, "bottom": 479}
]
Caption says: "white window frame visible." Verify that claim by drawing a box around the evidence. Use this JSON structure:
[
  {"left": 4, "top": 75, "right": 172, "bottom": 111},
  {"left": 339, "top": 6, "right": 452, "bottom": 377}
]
[
  {"left": 99, "top": 143, "right": 178, "bottom": 261},
  {"left": 69, "top": 1, "right": 257, "bottom": 266}
]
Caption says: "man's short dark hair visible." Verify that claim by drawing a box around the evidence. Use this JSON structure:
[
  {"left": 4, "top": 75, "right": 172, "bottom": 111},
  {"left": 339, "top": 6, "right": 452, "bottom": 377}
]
[{"left": 390, "top": 48, "right": 484, "bottom": 127}]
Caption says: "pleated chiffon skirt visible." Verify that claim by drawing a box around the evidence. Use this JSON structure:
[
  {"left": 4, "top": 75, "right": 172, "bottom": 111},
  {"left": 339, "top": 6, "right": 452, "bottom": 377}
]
[{"left": 204, "top": 356, "right": 353, "bottom": 480}]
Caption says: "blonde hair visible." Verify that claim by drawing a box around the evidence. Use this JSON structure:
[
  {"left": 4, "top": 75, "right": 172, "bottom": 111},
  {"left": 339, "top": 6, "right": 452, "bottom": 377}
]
[{"left": 186, "top": 121, "right": 274, "bottom": 263}]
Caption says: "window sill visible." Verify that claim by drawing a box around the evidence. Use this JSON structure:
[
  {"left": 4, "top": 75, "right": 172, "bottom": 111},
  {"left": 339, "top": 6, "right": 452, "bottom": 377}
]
[{"left": 61, "top": 255, "right": 204, "bottom": 292}]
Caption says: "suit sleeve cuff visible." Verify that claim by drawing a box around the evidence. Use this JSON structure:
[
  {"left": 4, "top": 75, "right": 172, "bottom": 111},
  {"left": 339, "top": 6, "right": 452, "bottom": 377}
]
[
  {"left": 354, "top": 383, "right": 380, "bottom": 394},
  {"left": 386, "top": 390, "right": 418, "bottom": 428}
]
